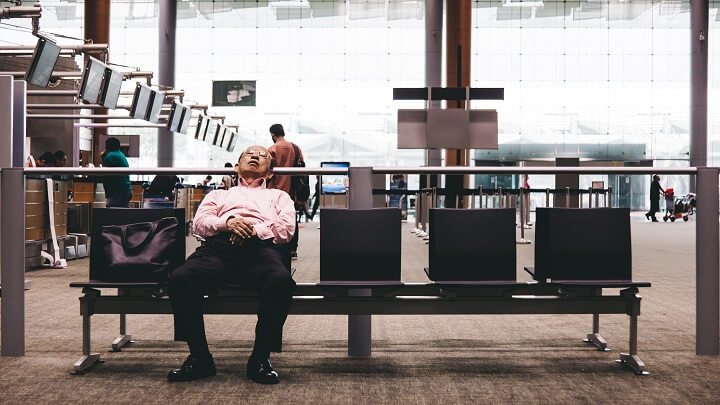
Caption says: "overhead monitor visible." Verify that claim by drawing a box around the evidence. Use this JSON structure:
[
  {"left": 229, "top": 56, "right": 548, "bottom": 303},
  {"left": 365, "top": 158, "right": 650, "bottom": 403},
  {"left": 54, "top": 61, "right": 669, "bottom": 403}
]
[
  {"left": 204, "top": 120, "right": 217, "bottom": 143},
  {"left": 226, "top": 131, "right": 238, "bottom": 152},
  {"left": 99, "top": 67, "right": 123, "bottom": 109},
  {"left": 178, "top": 105, "right": 193, "bottom": 135},
  {"left": 166, "top": 101, "right": 184, "bottom": 133},
  {"left": 195, "top": 115, "right": 210, "bottom": 140},
  {"left": 145, "top": 89, "right": 164, "bottom": 123},
  {"left": 320, "top": 162, "right": 350, "bottom": 194},
  {"left": 212, "top": 124, "right": 226, "bottom": 146},
  {"left": 79, "top": 57, "right": 106, "bottom": 104},
  {"left": 130, "top": 83, "right": 152, "bottom": 119},
  {"left": 220, "top": 128, "right": 233, "bottom": 149},
  {"left": 25, "top": 36, "right": 62, "bottom": 88}
]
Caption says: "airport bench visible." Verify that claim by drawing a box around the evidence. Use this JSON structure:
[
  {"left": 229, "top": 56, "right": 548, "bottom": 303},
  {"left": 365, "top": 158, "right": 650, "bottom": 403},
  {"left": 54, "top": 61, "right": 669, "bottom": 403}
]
[
  {"left": 69, "top": 280, "right": 649, "bottom": 375},
  {"left": 70, "top": 208, "right": 650, "bottom": 376}
]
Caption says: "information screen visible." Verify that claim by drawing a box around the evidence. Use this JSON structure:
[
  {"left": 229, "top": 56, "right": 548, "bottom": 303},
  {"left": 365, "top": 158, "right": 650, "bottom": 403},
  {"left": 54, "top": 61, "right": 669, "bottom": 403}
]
[
  {"left": 212, "top": 124, "right": 225, "bottom": 146},
  {"left": 130, "top": 84, "right": 152, "bottom": 120},
  {"left": 227, "top": 132, "right": 238, "bottom": 152},
  {"left": 179, "top": 106, "right": 192, "bottom": 135},
  {"left": 320, "top": 162, "right": 350, "bottom": 194},
  {"left": 100, "top": 68, "right": 123, "bottom": 109},
  {"left": 205, "top": 120, "right": 217, "bottom": 143},
  {"left": 146, "top": 90, "right": 164, "bottom": 123},
  {"left": 195, "top": 115, "right": 209, "bottom": 140},
  {"left": 79, "top": 58, "right": 105, "bottom": 104},
  {"left": 26, "top": 37, "right": 61, "bottom": 88},
  {"left": 166, "top": 101, "right": 183, "bottom": 132}
]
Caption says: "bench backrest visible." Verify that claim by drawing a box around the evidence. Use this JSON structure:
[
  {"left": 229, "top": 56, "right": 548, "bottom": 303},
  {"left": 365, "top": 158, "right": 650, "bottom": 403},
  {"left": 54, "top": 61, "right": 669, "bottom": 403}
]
[
  {"left": 90, "top": 208, "right": 186, "bottom": 281},
  {"left": 320, "top": 208, "right": 401, "bottom": 282},
  {"left": 534, "top": 207, "right": 632, "bottom": 282},
  {"left": 428, "top": 208, "right": 516, "bottom": 282}
]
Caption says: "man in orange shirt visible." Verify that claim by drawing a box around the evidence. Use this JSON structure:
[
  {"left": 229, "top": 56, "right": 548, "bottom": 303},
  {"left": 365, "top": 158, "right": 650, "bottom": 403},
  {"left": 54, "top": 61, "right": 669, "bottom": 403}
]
[{"left": 268, "top": 123, "right": 304, "bottom": 257}]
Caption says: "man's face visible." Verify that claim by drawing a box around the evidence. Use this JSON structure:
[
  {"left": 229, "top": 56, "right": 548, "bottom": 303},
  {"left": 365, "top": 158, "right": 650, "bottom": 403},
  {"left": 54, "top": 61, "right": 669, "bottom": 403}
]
[
  {"left": 57, "top": 157, "right": 67, "bottom": 167},
  {"left": 270, "top": 133, "right": 278, "bottom": 143},
  {"left": 237, "top": 145, "right": 271, "bottom": 179}
]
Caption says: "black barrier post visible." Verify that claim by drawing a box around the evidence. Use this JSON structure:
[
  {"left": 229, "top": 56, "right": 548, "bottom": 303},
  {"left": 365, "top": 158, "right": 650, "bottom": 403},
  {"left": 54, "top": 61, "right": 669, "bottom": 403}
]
[
  {"left": 347, "top": 167, "right": 373, "bottom": 357},
  {"left": 1, "top": 168, "right": 25, "bottom": 356}
]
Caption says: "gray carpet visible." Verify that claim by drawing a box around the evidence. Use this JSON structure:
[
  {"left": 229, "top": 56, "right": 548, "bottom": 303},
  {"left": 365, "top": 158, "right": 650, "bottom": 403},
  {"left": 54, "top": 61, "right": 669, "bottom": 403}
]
[{"left": 1, "top": 219, "right": 719, "bottom": 404}]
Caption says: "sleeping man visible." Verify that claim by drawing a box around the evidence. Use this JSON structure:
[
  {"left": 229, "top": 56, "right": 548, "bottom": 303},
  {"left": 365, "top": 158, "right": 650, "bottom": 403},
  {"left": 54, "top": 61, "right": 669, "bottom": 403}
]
[{"left": 167, "top": 145, "right": 296, "bottom": 384}]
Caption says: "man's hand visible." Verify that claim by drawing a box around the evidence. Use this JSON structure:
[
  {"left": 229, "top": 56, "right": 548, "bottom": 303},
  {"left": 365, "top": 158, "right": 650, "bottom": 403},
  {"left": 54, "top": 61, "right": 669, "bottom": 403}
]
[{"left": 226, "top": 217, "right": 257, "bottom": 245}]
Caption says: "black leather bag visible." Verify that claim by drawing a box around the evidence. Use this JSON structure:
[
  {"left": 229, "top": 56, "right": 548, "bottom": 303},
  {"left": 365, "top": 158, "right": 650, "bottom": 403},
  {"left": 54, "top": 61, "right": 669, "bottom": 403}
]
[{"left": 99, "top": 216, "right": 179, "bottom": 281}]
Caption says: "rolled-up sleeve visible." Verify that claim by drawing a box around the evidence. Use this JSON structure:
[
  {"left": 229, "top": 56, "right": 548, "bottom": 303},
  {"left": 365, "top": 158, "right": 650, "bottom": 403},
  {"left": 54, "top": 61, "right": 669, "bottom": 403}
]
[
  {"left": 192, "top": 191, "right": 230, "bottom": 237},
  {"left": 253, "top": 191, "right": 296, "bottom": 244}
]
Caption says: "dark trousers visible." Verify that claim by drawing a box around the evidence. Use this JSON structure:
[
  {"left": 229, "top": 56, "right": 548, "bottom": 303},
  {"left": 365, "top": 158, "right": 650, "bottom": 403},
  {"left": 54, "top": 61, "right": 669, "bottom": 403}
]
[
  {"left": 168, "top": 237, "right": 295, "bottom": 356},
  {"left": 646, "top": 199, "right": 660, "bottom": 221},
  {"left": 106, "top": 190, "right": 132, "bottom": 208},
  {"left": 310, "top": 195, "right": 319, "bottom": 219}
]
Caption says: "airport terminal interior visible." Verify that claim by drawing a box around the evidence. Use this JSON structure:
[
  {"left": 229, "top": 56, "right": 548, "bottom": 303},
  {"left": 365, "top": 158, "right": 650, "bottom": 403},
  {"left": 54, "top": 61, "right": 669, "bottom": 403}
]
[{"left": 1, "top": 0, "right": 720, "bottom": 403}]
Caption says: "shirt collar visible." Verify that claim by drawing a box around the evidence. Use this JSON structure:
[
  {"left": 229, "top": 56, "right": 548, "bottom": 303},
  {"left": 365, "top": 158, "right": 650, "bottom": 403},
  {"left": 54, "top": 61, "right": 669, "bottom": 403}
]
[{"left": 238, "top": 177, "right": 267, "bottom": 189}]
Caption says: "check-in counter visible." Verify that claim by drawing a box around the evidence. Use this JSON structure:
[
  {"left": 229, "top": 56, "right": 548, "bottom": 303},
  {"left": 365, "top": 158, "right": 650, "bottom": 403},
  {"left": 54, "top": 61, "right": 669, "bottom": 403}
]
[
  {"left": 72, "top": 181, "right": 95, "bottom": 203},
  {"left": 25, "top": 178, "right": 68, "bottom": 241}
]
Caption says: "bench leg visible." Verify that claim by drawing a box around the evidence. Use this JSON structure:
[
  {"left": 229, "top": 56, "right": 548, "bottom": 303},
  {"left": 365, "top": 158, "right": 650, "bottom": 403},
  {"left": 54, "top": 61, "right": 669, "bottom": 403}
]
[
  {"left": 583, "top": 314, "right": 610, "bottom": 351},
  {"left": 110, "top": 314, "right": 134, "bottom": 352},
  {"left": 348, "top": 289, "right": 372, "bottom": 357},
  {"left": 617, "top": 312, "right": 649, "bottom": 375},
  {"left": 71, "top": 305, "right": 101, "bottom": 375}
]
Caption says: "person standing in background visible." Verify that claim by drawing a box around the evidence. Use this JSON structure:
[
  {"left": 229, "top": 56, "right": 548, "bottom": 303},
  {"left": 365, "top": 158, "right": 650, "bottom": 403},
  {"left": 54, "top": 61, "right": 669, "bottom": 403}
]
[
  {"left": 309, "top": 176, "right": 320, "bottom": 221},
  {"left": 522, "top": 174, "right": 531, "bottom": 225},
  {"left": 221, "top": 162, "right": 236, "bottom": 190},
  {"left": 267, "top": 123, "right": 304, "bottom": 258},
  {"left": 102, "top": 137, "right": 132, "bottom": 208},
  {"left": 54, "top": 151, "right": 67, "bottom": 167},
  {"left": 37, "top": 151, "right": 56, "bottom": 167},
  {"left": 645, "top": 174, "right": 665, "bottom": 222}
]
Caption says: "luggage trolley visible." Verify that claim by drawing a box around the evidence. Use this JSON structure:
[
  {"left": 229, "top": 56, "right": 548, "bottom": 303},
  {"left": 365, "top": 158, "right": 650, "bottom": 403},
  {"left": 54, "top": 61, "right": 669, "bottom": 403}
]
[{"left": 663, "top": 188, "right": 696, "bottom": 222}]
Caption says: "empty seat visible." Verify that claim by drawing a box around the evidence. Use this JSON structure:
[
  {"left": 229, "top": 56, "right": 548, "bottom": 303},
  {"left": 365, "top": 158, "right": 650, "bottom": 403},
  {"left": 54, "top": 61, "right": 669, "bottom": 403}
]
[
  {"left": 320, "top": 208, "right": 401, "bottom": 282},
  {"left": 534, "top": 208, "right": 632, "bottom": 282},
  {"left": 428, "top": 208, "right": 516, "bottom": 282}
]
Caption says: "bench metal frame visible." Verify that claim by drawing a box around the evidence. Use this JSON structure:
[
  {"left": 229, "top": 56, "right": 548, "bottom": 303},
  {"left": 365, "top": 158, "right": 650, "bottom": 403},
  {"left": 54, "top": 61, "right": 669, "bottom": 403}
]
[{"left": 70, "top": 281, "right": 649, "bottom": 376}]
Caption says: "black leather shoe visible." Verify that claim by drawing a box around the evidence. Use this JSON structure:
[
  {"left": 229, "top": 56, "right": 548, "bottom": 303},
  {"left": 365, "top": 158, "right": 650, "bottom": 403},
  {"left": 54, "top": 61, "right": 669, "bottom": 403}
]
[
  {"left": 167, "top": 354, "right": 216, "bottom": 382},
  {"left": 247, "top": 357, "right": 279, "bottom": 384}
]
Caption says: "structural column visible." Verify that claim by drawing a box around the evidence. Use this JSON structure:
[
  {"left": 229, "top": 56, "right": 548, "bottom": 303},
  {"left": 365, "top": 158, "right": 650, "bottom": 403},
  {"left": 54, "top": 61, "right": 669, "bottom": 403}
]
[
  {"left": 696, "top": 167, "right": 719, "bottom": 355},
  {"left": 444, "top": 0, "right": 472, "bottom": 207},
  {"left": 425, "top": 0, "right": 443, "bottom": 168},
  {"left": 690, "top": 0, "right": 709, "bottom": 171},
  {"left": 158, "top": 0, "right": 176, "bottom": 167},
  {"left": 83, "top": 0, "right": 110, "bottom": 165},
  {"left": 12, "top": 80, "right": 26, "bottom": 168}
]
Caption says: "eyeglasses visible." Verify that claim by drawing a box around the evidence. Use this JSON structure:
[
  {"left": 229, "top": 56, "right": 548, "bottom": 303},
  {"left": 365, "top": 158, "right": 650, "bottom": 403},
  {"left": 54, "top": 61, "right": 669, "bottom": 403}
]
[{"left": 244, "top": 149, "right": 269, "bottom": 159}]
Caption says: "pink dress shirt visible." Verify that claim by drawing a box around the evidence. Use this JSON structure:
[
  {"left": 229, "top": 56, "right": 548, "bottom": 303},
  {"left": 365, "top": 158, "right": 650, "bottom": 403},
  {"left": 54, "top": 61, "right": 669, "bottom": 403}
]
[{"left": 193, "top": 177, "right": 296, "bottom": 244}]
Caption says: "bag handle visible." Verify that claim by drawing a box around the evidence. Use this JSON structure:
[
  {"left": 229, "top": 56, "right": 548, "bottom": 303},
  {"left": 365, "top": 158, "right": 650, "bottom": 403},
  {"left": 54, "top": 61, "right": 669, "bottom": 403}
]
[{"left": 121, "top": 221, "right": 159, "bottom": 250}]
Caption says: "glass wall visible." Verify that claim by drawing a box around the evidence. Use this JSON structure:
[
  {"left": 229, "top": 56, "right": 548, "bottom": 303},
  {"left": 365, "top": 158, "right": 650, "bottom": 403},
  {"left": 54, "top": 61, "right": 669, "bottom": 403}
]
[
  {"left": 471, "top": 0, "right": 696, "bottom": 207},
  {"left": 710, "top": 1, "right": 720, "bottom": 166},
  {"left": 108, "top": 0, "right": 427, "bottom": 183},
  {"left": 4, "top": 1, "right": 720, "bottom": 193}
]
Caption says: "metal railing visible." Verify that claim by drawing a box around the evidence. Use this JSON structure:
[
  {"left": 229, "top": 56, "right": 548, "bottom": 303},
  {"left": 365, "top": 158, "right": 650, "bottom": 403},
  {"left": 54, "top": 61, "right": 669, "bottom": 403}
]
[{"left": 1, "top": 166, "right": 717, "bottom": 358}]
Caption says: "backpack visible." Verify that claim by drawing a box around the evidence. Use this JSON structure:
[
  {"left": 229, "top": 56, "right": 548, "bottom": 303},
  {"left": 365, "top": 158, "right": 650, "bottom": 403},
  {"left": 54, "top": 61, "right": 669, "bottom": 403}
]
[{"left": 290, "top": 143, "right": 311, "bottom": 202}]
